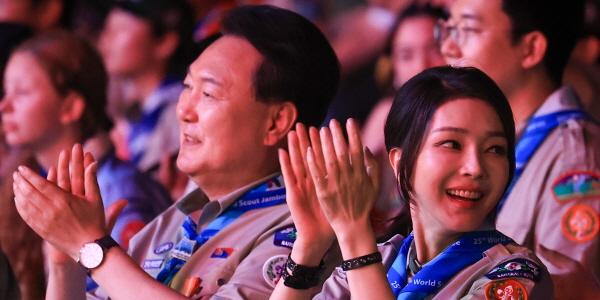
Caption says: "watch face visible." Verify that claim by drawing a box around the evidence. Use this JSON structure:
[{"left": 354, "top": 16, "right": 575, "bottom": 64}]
[{"left": 79, "top": 242, "right": 104, "bottom": 269}]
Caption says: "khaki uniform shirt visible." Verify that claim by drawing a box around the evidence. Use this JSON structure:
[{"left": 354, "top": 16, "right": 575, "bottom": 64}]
[
  {"left": 87, "top": 173, "right": 341, "bottom": 299},
  {"left": 314, "top": 234, "right": 553, "bottom": 300},
  {"left": 497, "top": 86, "right": 600, "bottom": 288}
]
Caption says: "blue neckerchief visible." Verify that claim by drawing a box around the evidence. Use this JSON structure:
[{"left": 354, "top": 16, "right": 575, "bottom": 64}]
[
  {"left": 128, "top": 102, "right": 169, "bottom": 165},
  {"left": 156, "top": 175, "right": 286, "bottom": 284},
  {"left": 498, "top": 109, "right": 590, "bottom": 211},
  {"left": 386, "top": 230, "right": 514, "bottom": 300}
]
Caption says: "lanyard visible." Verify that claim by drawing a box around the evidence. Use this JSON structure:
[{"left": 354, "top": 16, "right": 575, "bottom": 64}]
[
  {"left": 498, "top": 109, "right": 589, "bottom": 211},
  {"left": 386, "top": 230, "right": 514, "bottom": 300},
  {"left": 156, "top": 175, "right": 286, "bottom": 284}
]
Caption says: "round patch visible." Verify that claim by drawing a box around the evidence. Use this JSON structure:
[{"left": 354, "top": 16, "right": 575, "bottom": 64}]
[
  {"left": 485, "top": 279, "right": 528, "bottom": 300},
  {"left": 561, "top": 204, "right": 600, "bottom": 243},
  {"left": 262, "top": 255, "right": 287, "bottom": 288}
]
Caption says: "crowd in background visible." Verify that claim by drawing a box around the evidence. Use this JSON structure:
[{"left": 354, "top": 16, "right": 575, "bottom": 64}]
[{"left": 1, "top": 0, "right": 599, "bottom": 299}]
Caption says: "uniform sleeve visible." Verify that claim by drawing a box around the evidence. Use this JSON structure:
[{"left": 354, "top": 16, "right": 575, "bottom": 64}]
[
  {"left": 207, "top": 225, "right": 340, "bottom": 300},
  {"left": 312, "top": 267, "right": 351, "bottom": 300},
  {"left": 459, "top": 258, "right": 554, "bottom": 300},
  {"left": 531, "top": 120, "right": 600, "bottom": 290}
]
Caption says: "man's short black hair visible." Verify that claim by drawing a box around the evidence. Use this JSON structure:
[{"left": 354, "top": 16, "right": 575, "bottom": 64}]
[
  {"left": 502, "top": 0, "right": 585, "bottom": 86},
  {"left": 220, "top": 5, "right": 340, "bottom": 128}
]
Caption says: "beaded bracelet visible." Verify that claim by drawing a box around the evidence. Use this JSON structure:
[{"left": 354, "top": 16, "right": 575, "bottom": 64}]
[
  {"left": 341, "top": 251, "right": 383, "bottom": 271},
  {"left": 282, "top": 254, "right": 326, "bottom": 290}
]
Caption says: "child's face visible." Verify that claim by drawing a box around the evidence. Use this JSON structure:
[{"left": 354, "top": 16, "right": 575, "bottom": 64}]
[{"left": 1, "top": 52, "right": 66, "bottom": 150}]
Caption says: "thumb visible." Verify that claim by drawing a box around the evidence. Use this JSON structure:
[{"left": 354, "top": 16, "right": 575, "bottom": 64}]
[
  {"left": 364, "top": 146, "right": 380, "bottom": 191},
  {"left": 105, "top": 199, "right": 128, "bottom": 234}
]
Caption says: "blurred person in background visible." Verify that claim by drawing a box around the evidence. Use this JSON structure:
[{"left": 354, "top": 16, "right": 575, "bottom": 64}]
[
  {"left": 564, "top": 0, "right": 600, "bottom": 120},
  {"left": 361, "top": 3, "right": 447, "bottom": 237},
  {"left": 0, "top": 30, "right": 173, "bottom": 292},
  {"left": 440, "top": 0, "right": 600, "bottom": 298},
  {"left": 99, "top": 0, "right": 195, "bottom": 199}
]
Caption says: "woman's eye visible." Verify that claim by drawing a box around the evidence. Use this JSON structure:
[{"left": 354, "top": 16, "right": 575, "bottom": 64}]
[
  {"left": 439, "top": 140, "right": 461, "bottom": 150},
  {"left": 488, "top": 145, "right": 506, "bottom": 155},
  {"left": 202, "top": 91, "right": 212, "bottom": 98},
  {"left": 183, "top": 83, "right": 192, "bottom": 89}
]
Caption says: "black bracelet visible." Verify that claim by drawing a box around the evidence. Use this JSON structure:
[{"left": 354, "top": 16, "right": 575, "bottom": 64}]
[
  {"left": 282, "top": 255, "right": 325, "bottom": 290},
  {"left": 341, "top": 252, "right": 383, "bottom": 271}
]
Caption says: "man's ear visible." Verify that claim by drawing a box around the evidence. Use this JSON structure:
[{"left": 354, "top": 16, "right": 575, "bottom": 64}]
[
  {"left": 155, "top": 31, "right": 179, "bottom": 62},
  {"left": 520, "top": 31, "right": 548, "bottom": 69},
  {"left": 388, "top": 147, "right": 402, "bottom": 178},
  {"left": 59, "top": 92, "right": 86, "bottom": 125},
  {"left": 264, "top": 101, "right": 297, "bottom": 146}
]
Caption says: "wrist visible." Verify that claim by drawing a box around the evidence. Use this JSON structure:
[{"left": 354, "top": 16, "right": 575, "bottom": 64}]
[
  {"left": 335, "top": 223, "right": 378, "bottom": 260},
  {"left": 290, "top": 237, "right": 331, "bottom": 266}
]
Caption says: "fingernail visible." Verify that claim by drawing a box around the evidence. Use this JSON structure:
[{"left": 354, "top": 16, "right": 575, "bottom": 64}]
[{"left": 17, "top": 165, "right": 24, "bottom": 172}]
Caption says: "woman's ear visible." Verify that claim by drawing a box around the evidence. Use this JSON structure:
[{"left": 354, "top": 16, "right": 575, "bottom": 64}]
[
  {"left": 388, "top": 148, "right": 402, "bottom": 178},
  {"left": 264, "top": 101, "right": 297, "bottom": 146},
  {"left": 59, "top": 92, "right": 86, "bottom": 125}
]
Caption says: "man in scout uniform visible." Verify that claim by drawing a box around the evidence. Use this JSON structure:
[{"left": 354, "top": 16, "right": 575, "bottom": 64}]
[
  {"left": 12, "top": 5, "right": 341, "bottom": 300},
  {"left": 439, "top": 0, "right": 600, "bottom": 298}
]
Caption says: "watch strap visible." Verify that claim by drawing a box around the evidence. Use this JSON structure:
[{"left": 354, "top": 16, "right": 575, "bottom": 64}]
[{"left": 95, "top": 235, "right": 118, "bottom": 251}]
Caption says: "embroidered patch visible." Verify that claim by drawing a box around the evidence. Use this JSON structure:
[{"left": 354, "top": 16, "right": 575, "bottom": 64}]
[
  {"left": 485, "top": 279, "right": 528, "bottom": 300},
  {"left": 182, "top": 277, "right": 202, "bottom": 297},
  {"left": 154, "top": 242, "right": 174, "bottom": 254},
  {"left": 485, "top": 259, "right": 541, "bottom": 282},
  {"left": 553, "top": 171, "right": 600, "bottom": 203},
  {"left": 561, "top": 204, "right": 600, "bottom": 242},
  {"left": 211, "top": 248, "right": 236, "bottom": 258},
  {"left": 266, "top": 177, "right": 284, "bottom": 191},
  {"left": 262, "top": 254, "right": 287, "bottom": 287},
  {"left": 142, "top": 259, "right": 164, "bottom": 269},
  {"left": 274, "top": 226, "right": 297, "bottom": 249}
]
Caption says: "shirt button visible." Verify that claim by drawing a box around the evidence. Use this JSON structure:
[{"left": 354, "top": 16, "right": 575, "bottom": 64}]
[{"left": 217, "top": 278, "right": 226, "bottom": 286}]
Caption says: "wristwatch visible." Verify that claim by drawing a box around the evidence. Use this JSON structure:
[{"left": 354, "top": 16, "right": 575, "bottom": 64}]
[{"left": 78, "top": 235, "right": 119, "bottom": 275}]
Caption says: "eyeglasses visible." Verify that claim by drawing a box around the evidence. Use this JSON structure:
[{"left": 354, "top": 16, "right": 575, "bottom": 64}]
[{"left": 434, "top": 19, "right": 479, "bottom": 46}]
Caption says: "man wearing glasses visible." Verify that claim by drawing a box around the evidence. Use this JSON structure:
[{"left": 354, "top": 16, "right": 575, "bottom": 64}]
[{"left": 437, "top": 0, "right": 600, "bottom": 298}]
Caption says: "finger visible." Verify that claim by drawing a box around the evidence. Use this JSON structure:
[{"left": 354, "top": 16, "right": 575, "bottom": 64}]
[
  {"left": 347, "top": 118, "right": 366, "bottom": 174},
  {"left": 83, "top": 152, "right": 95, "bottom": 169},
  {"left": 330, "top": 119, "right": 351, "bottom": 173},
  {"left": 295, "top": 123, "right": 312, "bottom": 176},
  {"left": 287, "top": 130, "right": 306, "bottom": 181},
  {"left": 71, "top": 144, "right": 85, "bottom": 196},
  {"left": 308, "top": 126, "right": 326, "bottom": 177},
  {"left": 364, "top": 146, "right": 380, "bottom": 192},
  {"left": 13, "top": 169, "right": 48, "bottom": 215},
  {"left": 57, "top": 150, "right": 71, "bottom": 192},
  {"left": 278, "top": 148, "right": 296, "bottom": 187},
  {"left": 320, "top": 126, "right": 340, "bottom": 180},
  {"left": 84, "top": 162, "right": 102, "bottom": 203},
  {"left": 105, "top": 199, "right": 128, "bottom": 234},
  {"left": 306, "top": 147, "right": 326, "bottom": 191},
  {"left": 17, "top": 165, "right": 70, "bottom": 199},
  {"left": 47, "top": 167, "right": 57, "bottom": 184}
]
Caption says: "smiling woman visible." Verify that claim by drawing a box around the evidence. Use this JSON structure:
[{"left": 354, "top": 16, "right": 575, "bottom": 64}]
[{"left": 270, "top": 66, "right": 554, "bottom": 300}]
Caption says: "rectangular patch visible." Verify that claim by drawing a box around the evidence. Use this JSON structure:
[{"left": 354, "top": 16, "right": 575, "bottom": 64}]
[
  {"left": 211, "top": 248, "right": 236, "bottom": 258},
  {"left": 274, "top": 226, "right": 296, "bottom": 249},
  {"left": 143, "top": 259, "right": 164, "bottom": 269}
]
